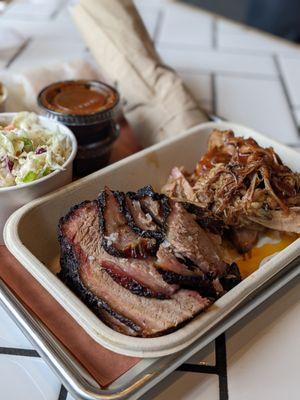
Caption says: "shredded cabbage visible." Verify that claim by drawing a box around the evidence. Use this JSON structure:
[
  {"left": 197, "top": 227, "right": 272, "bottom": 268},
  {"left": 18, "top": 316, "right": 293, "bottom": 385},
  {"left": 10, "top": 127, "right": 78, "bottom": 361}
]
[{"left": 0, "top": 112, "right": 72, "bottom": 187}]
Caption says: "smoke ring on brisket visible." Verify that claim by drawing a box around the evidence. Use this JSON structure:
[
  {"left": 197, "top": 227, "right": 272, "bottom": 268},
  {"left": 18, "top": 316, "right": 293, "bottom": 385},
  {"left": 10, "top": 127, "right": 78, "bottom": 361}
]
[{"left": 58, "top": 187, "right": 242, "bottom": 337}]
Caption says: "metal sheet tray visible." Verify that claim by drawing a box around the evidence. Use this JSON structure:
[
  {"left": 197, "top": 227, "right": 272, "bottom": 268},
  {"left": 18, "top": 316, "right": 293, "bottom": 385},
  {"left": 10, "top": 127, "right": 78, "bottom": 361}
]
[
  {"left": 0, "top": 257, "right": 299, "bottom": 400},
  {"left": 4, "top": 122, "right": 300, "bottom": 358}
]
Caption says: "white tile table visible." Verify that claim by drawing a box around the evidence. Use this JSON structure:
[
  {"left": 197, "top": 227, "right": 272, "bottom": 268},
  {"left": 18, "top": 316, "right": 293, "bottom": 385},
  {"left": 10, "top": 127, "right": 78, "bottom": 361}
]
[{"left": 0, "top": 1, "right": 300, "bottom": 399}]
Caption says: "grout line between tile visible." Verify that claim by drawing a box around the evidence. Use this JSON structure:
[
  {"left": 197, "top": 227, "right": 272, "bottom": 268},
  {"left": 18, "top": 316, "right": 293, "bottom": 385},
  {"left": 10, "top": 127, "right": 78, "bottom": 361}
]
[
  {"left": 58, "top": 385, "right": 68, "bottom": 400},
  {"left": 0, "top": 347, "right": 40, "bottom": 357},
  {"left": 209, "top": 46, "right": 300, "bottom": 57},
  {"left": 273, "top": 54, "right": 300, "bottom": 136},
  {"left": 212, "top": 18, "right": 217, "bottom": 49},
  {"left": 172, "top": 67, "right": 278, "bottom": 81},
  {"left": 51, "top": 0, "right": 69, "bottom": 19},
  {"left": 177, "top": 363, "right": 218, "bottom": 374},
  {"left": 157, "top": 41, "right": 298, "bottom": 59},
  {"left": 5, "top": 37, "right": 31, "bottom": 69},
  {"left": 211, "top": 73, "right": 216, "bottom": 115},
  {"left": 157, "top": 42, "right": 216, "bottom": 51},
  {"left": 286, "top": 142, "right": 300, "bottom": 147},
  {"left": 215, "top": 334, "right": 229, "bottom": 400},
  {"left": 153, "top": 7, "right": 165, "bottom": 44}
]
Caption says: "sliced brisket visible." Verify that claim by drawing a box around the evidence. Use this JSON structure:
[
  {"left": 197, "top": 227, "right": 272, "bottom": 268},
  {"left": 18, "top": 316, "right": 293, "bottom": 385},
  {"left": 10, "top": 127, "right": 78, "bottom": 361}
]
[
  {"left": 59, "top": 201, "right": 178, "bottom": 299},
  {"left": 165, "top": 202, "right": 229, "bottom": 277},
  {"left": 79, "top": 257, "right": 210, "bottom": 337},
  {"left": 133, "top": 185, "right": 171, "bottom": 228},
  {"left": 58, "top": 186, "right": 241, "bottom": 337},
  {"left": 98, "top": 188, "right": 157, "bottom": 258},
  {"left": 59, "top": 201, "right": 209, "bottom": 337}
]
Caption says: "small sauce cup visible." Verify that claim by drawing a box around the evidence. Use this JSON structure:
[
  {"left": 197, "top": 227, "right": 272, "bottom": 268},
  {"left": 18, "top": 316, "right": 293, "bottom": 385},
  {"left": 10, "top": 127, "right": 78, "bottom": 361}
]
[{"left": 38, "top": 80, "right": 120, "bottom": 176}]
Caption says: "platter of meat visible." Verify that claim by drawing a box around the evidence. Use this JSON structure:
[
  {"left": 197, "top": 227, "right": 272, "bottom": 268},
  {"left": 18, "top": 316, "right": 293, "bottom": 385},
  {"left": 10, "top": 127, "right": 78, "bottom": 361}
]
[{"left": 4, "top": 121, "right": 300, "bottom": 357}]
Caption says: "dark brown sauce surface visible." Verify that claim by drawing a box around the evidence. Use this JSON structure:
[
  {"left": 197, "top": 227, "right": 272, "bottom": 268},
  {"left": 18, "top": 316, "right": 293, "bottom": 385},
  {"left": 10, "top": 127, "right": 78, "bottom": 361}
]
[{"left": 40, "top": 81, "right": 118, "bottom": 116}]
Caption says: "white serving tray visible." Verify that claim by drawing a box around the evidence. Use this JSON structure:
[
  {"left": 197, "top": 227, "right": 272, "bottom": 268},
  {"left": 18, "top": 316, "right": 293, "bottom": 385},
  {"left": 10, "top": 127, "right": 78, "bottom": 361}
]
[{"left": 4, "top": 122, "right": 300, "bottom": 358}]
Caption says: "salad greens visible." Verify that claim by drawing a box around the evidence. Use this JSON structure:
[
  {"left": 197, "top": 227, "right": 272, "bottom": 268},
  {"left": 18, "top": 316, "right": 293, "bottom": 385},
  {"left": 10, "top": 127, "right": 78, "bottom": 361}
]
[{"left": 0, "top": 112, "right": 72, "bottom": 187}]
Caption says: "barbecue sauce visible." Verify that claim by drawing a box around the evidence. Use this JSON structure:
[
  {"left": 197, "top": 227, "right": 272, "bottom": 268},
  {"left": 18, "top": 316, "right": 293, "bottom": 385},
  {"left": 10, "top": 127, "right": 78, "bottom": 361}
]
[
  {"left": 39, "top": 81, "right": 117, "bottom": 115},
  {"left": 38, "top": 80, "right": 120, "bottom": 176}
]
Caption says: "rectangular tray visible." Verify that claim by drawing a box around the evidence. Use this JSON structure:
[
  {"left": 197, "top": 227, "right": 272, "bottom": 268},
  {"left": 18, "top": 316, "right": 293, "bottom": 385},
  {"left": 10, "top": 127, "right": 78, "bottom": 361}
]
[
  {"left": 0, "top": 258, "right": 299, "bottom": 400},
  {"left": 4, "top": 121, "right": 300, "bottom": 358}
]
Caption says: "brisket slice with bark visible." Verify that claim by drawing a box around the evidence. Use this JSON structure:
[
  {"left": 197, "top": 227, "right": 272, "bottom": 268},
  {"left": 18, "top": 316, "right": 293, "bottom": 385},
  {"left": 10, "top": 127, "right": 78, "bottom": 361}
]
[
  {"left": 156, "top": 201, "right": 241, "bottom": 295},
  {"left": 59, "top": 201, "right": 178, "bottom": 300},
  {"left": 58, "top": 201, "right": 210, "bottom": 337},
  {"left": 98, "top": 188, "right": 158, "bottom": 258},
  {"left": 58, "top": 187, "right": 241, "bottom": 337}
]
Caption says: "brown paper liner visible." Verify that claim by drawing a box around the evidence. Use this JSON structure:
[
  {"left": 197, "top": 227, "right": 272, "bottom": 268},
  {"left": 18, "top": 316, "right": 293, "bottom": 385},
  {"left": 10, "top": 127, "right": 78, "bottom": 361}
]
[{"left": 0, "top": 119, "right": 141, "bottom": 387}]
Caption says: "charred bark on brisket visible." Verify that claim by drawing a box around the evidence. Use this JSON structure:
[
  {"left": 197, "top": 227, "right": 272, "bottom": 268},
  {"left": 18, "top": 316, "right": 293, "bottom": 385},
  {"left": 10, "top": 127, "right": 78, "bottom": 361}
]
[
  {"left": 156, "top": 268, "right": 217, "bottom": 299},
  {"left": 57, "top": 188, "right": 242, "bottom": 337},
  {"left": 133, "top": 185, "right": 171, "bottom": 228},
  {"left": 103, "top": 264, "right": 168, "bottom": 299},
  {"left": 117, "top": 190, "right": 164, "bottom": 242},
  {"left": 98, "top": 188, "right": 157, "bottom": 259},
  {"left": 219, "top": 262, "right": 241, "bottom": 291},
  {"left": 58, "top": 222, "right": 142, "bottom": 334},
  {"left": 183, "top": 202, "right": 225, "bottom": 235}
]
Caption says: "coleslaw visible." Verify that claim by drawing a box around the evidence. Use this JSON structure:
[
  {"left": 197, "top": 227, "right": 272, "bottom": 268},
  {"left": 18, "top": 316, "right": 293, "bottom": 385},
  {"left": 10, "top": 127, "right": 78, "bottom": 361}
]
[{"left": 0, "top": 112, "right": 72, "bottom": 187}]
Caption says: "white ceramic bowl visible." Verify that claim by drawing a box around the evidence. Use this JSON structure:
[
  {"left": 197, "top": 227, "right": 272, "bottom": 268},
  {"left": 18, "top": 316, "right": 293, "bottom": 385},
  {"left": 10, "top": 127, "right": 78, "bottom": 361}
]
[{"left": 0, "top": 113, "right": 77, "bottom": 243}]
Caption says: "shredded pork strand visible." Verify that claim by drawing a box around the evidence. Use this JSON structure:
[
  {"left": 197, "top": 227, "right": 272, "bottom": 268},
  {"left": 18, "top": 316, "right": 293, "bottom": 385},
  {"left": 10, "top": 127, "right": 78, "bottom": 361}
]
[{"left": 162, "top": 130, "right": 300, "bottom": 233}]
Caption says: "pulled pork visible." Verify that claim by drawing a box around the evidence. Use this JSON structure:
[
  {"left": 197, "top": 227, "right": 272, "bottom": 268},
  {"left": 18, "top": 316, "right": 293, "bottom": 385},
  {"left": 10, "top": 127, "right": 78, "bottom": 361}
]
[{"left": 162, "top": 130, "right": 300, "bottom": 234}]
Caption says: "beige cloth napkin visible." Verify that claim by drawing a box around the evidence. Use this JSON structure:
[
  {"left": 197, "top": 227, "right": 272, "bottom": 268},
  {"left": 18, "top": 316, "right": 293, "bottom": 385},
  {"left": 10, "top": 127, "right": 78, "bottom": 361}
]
[
  {"left": 0, "top": 59, "right": 101, "bottom": 112},
  {"left": 71, "top": 0, "right": 208, "bottom": 147}
]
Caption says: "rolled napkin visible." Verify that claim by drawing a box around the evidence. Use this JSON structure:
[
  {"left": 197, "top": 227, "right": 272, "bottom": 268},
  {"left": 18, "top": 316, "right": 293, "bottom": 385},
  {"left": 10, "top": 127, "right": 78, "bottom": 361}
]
[{"left": 71, "top": 0, "right": 208, "bottom": 147}]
